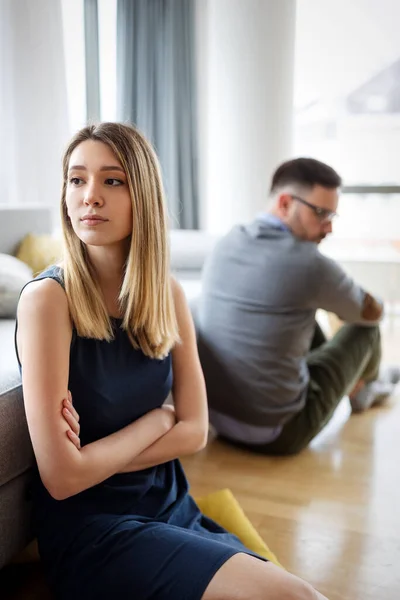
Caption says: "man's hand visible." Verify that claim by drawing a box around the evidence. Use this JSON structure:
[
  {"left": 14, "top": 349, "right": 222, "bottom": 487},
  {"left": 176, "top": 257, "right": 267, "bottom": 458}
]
[
  {"left": 62, "top": 391, "right": 81, "bottom": 450},
  {"left": 361, "top": 292, "right": 383, "bottom": 321}
]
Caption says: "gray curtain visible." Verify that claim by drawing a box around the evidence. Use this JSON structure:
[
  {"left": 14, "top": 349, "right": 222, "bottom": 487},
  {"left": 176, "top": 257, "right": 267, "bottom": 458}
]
[
  {"left": 117, "top": 0, "right": 199, "bottom": 229},
  {"left": 84, "top": 0, "right": 100, "bottom": 122}
]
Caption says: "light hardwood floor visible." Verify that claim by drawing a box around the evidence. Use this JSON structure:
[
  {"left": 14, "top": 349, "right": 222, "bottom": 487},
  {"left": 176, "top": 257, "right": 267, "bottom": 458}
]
[
  {"left": 182, "top": 320, "right": 400, "bottom": 600},
  {"left": 3, "top": 321, "right": 399, "bottom": 599}
]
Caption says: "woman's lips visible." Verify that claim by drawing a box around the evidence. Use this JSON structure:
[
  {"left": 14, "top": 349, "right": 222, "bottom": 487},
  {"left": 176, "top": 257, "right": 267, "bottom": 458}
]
[{"left": 81, "top": 216, "right": 108, "bottom": 226}]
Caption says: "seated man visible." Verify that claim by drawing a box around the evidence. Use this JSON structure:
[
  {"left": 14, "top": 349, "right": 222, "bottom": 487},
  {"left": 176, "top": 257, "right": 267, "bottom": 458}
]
[{"left": 197, "top": 157, "right": 399, "bottom": 455}]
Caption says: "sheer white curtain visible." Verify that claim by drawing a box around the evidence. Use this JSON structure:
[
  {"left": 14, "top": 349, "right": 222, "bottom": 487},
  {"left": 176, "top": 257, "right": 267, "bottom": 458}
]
[{"left": 0, "top": 0, "right": 69, "bottom": 206}]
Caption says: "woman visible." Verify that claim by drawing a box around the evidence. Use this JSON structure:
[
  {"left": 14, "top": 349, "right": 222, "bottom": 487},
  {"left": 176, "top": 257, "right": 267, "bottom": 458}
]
[{"left": 16, "top": 122, "right": 327, "bottom": 599}]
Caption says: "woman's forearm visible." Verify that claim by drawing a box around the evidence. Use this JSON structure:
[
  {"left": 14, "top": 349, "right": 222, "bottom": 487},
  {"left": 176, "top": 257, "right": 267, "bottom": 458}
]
[
  {"left": 120, "top": 420, "right": 208, "bottom": 472},
  {"left": 49, "top": 408, "right": 174, "bottom": 499}
]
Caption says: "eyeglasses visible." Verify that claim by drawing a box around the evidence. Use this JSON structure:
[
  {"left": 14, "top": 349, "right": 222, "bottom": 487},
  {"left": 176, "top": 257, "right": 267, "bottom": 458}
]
[{"left": 291, "top": 195, "right": 337, "bottom": 223}]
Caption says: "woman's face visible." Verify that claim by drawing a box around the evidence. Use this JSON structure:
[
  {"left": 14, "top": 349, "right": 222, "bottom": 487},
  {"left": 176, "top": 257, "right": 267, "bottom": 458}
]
[{"left": 65, "top": 140, "right": 133, "bottom": 247}]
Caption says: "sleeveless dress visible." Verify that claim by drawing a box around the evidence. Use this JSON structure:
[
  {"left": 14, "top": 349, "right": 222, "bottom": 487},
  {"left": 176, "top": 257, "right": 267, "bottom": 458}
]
[{"left": 16, "top": 266, "right": 264, "bottom": 600}]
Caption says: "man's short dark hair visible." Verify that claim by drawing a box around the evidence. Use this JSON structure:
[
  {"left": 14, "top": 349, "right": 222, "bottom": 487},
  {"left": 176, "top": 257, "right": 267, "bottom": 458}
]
[{"left": 270, "top": 158, "right": 342, "bottom": 193}]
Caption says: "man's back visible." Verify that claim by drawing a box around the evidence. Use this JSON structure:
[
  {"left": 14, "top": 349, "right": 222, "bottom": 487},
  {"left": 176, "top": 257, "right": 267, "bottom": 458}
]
[{"left": 197, "top": 218, "right": 365, "bottom": 427}]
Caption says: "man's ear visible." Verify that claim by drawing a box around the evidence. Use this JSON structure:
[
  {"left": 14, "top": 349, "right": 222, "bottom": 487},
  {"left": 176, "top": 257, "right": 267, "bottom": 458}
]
[{"left": 277, "top": 193, "right": 293, "bottom": 216}]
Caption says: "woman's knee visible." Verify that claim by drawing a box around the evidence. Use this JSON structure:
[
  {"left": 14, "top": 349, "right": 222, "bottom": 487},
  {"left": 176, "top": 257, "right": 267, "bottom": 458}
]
[
  {"left": 201, "top": 554, "right": 327, "bottom": 600},
  {"left": 261, "top": 570, "right": 325, "bottom": 600}
]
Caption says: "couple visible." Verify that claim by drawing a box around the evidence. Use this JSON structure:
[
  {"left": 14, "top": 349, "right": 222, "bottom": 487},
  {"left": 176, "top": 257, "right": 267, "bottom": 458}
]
[{"left": 17, "top": 121, "right": 396, "bottom": 599}]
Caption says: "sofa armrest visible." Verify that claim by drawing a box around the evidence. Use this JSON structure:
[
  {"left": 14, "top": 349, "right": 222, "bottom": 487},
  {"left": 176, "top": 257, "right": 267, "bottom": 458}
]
[{"left": 0, "top": 206, "right": 53, "bottom": 255}]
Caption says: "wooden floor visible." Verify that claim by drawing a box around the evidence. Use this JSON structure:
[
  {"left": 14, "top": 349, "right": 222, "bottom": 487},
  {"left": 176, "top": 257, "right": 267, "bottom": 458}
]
[
  {"left": 2, "top": 321, "right": 400, "bottom": 600},
  {"left": 182, "top": 320, "right": 400, "bottom": 600}
]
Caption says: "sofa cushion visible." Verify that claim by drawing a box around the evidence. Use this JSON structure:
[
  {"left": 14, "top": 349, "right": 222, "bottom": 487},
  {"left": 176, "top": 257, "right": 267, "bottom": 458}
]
[
  {"left": 0, "top": 375, "right": 34, "bottom": 490},
  {"left": 16, "top": 233, "right": 63, "bottom": 276},
  {"left": 0, "top": 320, "right": 34, "bottom": 486},
  {"left": 0, "top": 472, "right": 34, "bottom": 569},
  {"left": 0, "top": 319, "right": 20, "bottom": 384},
  {"left": 0, "top": 254, "right": 33, "bottom": 318},
  {"left": 0, "top": 319, "right": 35, "bottom": 568}
]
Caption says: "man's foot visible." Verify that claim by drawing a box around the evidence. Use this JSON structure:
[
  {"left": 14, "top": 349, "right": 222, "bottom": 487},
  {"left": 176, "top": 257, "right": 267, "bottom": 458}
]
[
  {"left": 350, "top": 381, "right": 394, "bottom": 412},
  {"left": 350, "top": 366, "right": 400, "bottom": 413},
  {"left": 378, "top": 365, "right": 400, "bottom": 385}
]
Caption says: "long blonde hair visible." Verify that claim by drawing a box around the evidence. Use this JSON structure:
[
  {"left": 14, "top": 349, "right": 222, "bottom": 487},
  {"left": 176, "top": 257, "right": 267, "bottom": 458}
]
[{"left": 61, "top": 122, "right": 179, "bottom": 359}]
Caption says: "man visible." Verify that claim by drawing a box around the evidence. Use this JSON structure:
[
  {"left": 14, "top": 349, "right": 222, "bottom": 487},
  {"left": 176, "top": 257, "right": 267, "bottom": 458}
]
[{"left": 197, "top": 158, "right": 399, "bottom": 455}]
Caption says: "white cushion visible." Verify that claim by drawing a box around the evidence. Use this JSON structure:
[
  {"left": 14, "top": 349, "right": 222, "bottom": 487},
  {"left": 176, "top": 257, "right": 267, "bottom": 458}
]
[{"left": 0, "top": 254, "right": 33, "bottom": 318}]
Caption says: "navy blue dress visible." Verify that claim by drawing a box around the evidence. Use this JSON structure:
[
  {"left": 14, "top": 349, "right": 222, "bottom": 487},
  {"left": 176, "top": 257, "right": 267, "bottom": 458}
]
[{"left": 17, "top": 267, "right": 264, "bottom": 600}]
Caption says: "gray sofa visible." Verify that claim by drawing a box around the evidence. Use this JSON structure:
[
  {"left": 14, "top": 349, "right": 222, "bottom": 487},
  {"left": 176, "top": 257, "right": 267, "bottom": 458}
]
[
  {"left": 0, "top": 207, "right": 54, "bottom": 568},
  {"left": 0, "top": 206, "right": 216, "bottom": 569}
]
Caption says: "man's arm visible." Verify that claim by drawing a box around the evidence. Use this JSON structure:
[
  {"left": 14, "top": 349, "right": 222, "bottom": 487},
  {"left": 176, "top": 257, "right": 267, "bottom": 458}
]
[{"left": 311, "top": 252, "right": 383, "bottom": 325}]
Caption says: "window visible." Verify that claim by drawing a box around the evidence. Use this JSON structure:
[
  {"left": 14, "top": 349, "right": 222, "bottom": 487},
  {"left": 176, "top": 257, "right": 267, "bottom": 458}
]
[
  {"left": 98, "top": 0, "right": 117, "bottom": 122},
  {"left": 61, "top": 0, "right": 117, "bottom": 133},
  {"left": 294, "top": 0, "right": 400, "bottom": 187},
  {"left": 294, "top": 0, "right": 400, "bottom": 246},
  {"left": 61, "top": 0, "right": 86, "bottom": 133}
]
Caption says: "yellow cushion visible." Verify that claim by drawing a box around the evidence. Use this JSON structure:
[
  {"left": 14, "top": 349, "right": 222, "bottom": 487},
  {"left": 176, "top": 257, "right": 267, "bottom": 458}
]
[
  {"left": 16, "top": 233, "right": 63, "bottom": 276},
  {"left": 196, "top": 488, "right": 282, "bottom": 568}
]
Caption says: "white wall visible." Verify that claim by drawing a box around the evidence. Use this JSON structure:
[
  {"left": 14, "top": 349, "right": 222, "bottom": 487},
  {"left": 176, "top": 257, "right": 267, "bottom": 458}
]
[
  {"left": 196, "top": 0, "right": 296, "bottom": 233},
  {"left": 0, "top": 0, "right": 69, "bottom": 207}
]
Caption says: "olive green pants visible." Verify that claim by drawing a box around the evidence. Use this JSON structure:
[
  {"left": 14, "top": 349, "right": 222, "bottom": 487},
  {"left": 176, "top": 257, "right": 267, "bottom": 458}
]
[{"left": 228, "top": 323, "right": 381, "bottom": 456}]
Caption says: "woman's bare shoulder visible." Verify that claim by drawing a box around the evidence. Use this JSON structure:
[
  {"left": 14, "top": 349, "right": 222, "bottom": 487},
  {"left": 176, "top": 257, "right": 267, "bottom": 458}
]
[
  {"left": 170, "top": 275, "right": 186, "bottom": 304},
  {"left": 18, "top": 277, "right": 69, "bottom": 319}
]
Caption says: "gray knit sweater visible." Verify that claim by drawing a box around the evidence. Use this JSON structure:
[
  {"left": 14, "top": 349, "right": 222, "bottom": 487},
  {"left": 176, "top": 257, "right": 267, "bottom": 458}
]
[{"left": 197, "top": 218, "right": 369, "bottom": 427}]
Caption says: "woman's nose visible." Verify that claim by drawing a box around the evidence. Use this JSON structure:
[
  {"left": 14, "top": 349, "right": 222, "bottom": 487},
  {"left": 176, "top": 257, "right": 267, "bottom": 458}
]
[{"left": 83, "top": 182, "right": 103, "bottom": 207}]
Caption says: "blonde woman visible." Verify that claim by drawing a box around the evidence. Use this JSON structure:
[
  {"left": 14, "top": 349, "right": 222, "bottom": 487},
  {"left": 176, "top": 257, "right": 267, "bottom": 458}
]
[{"left": 16, "top": 123, "right": 327, "bottom": 600}]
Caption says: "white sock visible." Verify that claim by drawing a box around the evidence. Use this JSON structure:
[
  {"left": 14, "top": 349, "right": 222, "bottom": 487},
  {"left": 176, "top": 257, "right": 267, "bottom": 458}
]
[
  {"left": 350, "top": 380, "right": 395, "bottom": 413},
  {"left": 378, "top": 365, "right": 400, "bottom": 386}
]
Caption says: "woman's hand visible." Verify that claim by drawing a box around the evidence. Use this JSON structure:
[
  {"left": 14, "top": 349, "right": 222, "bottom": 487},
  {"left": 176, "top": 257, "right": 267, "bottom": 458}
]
[{"left": 62, "top": 391, "right": 81, "bottom": 450}]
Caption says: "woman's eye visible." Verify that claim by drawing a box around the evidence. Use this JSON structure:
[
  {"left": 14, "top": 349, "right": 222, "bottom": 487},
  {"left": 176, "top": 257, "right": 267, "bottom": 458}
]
[
  {"left": 69, "top": 177, "right": 83, "bottom": 185},
  {"left": 105, "top": 178, "right": 124, "bottom": 186}
]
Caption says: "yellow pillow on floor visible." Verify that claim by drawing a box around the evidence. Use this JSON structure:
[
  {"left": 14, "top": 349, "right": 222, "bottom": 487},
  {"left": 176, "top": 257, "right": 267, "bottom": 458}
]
[
  {"left": 16, "top": 233, "right": 63, "bottom": 276},
  {"left": 196, "top": 488, "right": 282, "bottom": 568}
]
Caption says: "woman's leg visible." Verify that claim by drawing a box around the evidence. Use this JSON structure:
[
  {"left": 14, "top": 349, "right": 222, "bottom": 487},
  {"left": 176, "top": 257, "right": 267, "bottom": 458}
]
[{"left": 202, "top": 553, "right": 328, "bottom": 600}]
